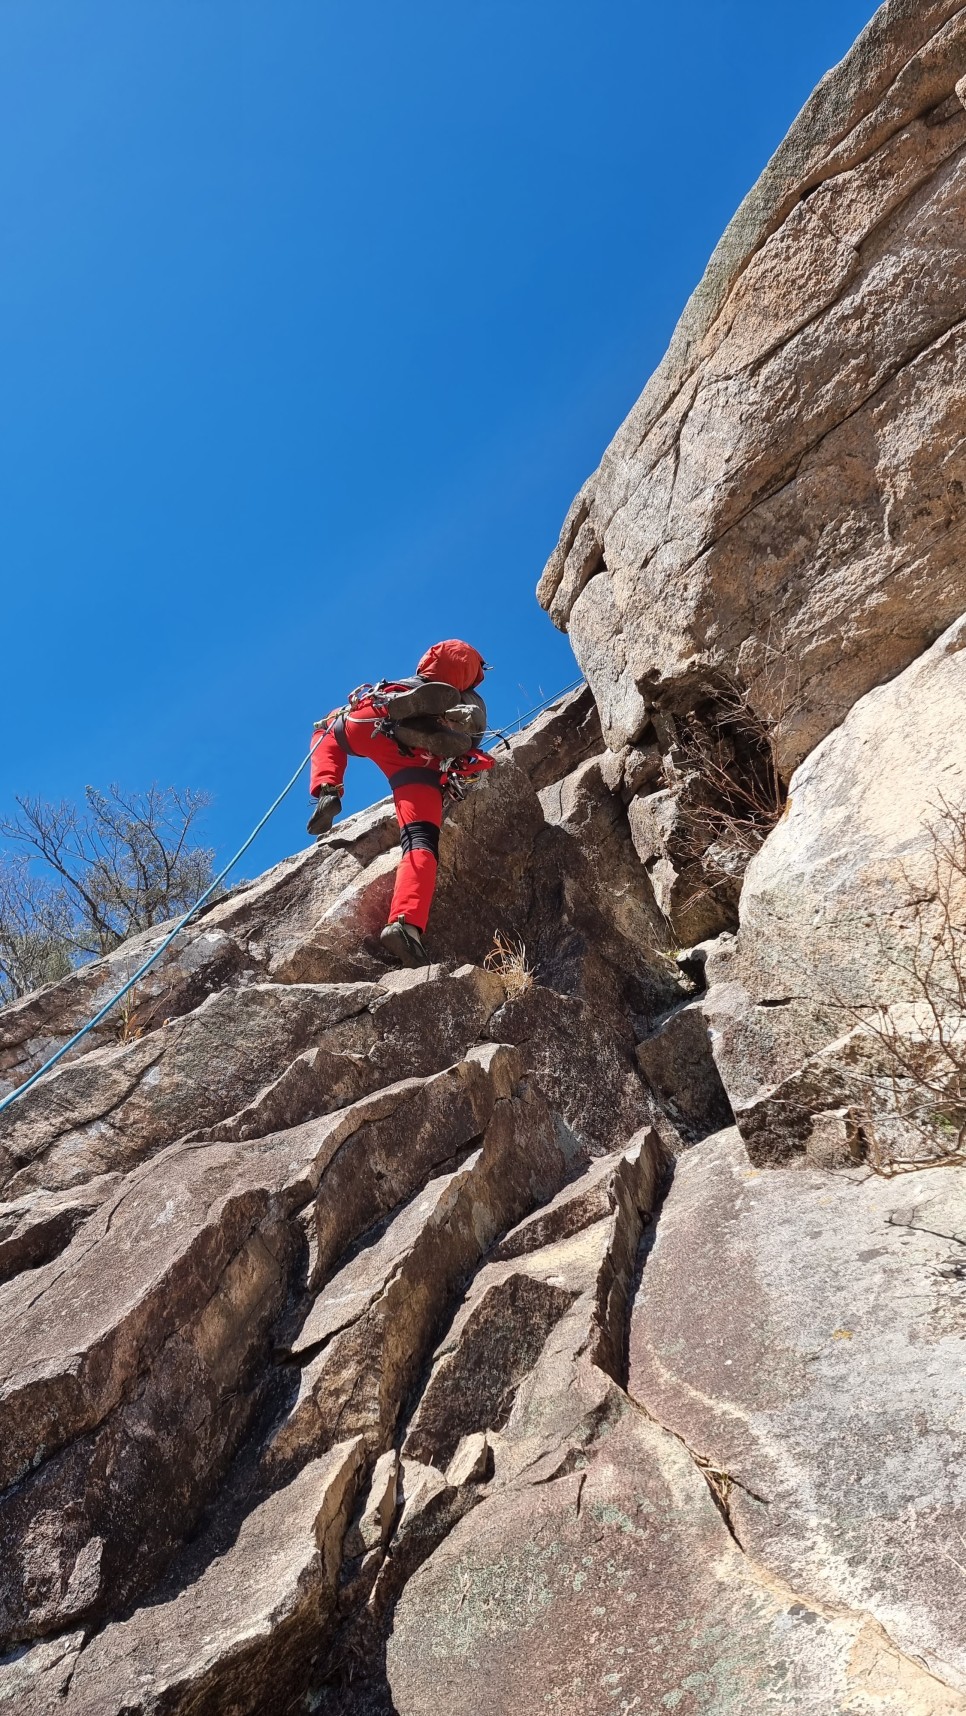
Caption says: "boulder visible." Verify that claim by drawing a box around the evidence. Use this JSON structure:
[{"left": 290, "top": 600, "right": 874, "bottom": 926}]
[
  {"left": 704, "top": 613, "right": 966, "bottom": 1161},
  {"left": 629, "top": 1129, "right": 966, "bottom": 1696}
]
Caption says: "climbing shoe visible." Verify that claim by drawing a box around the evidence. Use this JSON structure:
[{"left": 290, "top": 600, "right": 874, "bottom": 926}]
[
  {"left": 306, "top": 787, "right": 343, "bottom": 838},
  {"left": 379, "top": 918, "right": 430, "bottom": 968}
]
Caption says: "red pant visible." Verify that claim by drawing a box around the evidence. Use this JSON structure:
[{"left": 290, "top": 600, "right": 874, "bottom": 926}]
[{"left": 310, "top": 705, "right": 443, "bottom": 933}]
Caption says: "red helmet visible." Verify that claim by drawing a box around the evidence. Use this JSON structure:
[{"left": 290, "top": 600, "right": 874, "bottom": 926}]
[{"left": 417, "top": 639, "right": 487, "bottom": 691}]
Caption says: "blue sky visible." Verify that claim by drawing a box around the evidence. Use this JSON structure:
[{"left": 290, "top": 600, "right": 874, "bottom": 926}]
[{"left": 2, "top": 0, "right": 875, "bottom": 872}]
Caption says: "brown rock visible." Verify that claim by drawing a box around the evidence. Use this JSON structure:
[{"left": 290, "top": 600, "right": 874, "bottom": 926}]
[
  {"left": 63, "top": 1440, "right": 364, "bottom": 1716},
  {"left": 538, "top": 3, "right": 966, "bottom": 778},
  {"left": 445, "top": 1432, "right": 492, "bottom": 1489},
  {"left": 0, "top": 982, "right": 379, "bottom": 1197},
  {"left": 345, "top": 1449, "right": 400, "bottom": 1557},
  {"left": 266, "top": 1078, "right": 568, "bottom": 1474}
]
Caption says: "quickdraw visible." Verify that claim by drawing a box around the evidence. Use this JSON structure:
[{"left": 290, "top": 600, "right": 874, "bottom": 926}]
[{"left": 439, "top": 749, "right": 495, "bottom": 802}]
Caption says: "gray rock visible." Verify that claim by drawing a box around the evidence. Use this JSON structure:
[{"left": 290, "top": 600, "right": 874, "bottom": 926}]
[
  {"left": 539, "top": 5, "right": 966, "bottom": 776},
  {"left": 629, "top": 1129, "right": 966, "bottom": 1693},
  {"left": 704, "top": 613, "right": 966, "bottom": 1161},
  {"left": 636, "top": 997, "right": 733, "bottom": 1143}
]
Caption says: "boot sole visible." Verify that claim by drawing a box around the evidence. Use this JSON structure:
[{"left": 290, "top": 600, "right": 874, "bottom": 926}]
[{"left": 379, "top": 924, "right": 429, "bottom": 968}]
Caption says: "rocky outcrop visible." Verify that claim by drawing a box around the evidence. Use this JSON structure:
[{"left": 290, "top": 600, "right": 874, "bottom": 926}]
[
  {"left": 704, "top": 612, "right": 966, "bottom": 1162},
  {"left": 0, "top": 690, "right": 688, "bottom": 1713},
  {"left": 5, "top": 4, "right": 966, "bottom": 1710},
  {"left": 539, "top": 0, "right": 966, "bottom": 943},
  {"left": 629, "top": 1130, "right": 966, "bottom": 1702}
]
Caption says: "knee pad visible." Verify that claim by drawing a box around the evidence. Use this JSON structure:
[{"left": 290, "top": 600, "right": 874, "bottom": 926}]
[{"left": 399, "top": 819, "right": 440, "bottom": 859}]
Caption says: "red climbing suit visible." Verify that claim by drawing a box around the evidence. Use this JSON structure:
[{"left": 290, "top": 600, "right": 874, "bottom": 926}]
[{"left": 309, "top": 641, "right": 488, "bottom": 933}]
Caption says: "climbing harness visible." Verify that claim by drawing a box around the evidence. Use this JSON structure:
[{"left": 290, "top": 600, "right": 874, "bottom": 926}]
[{"left": 0, "top": 675, "right": 586, "bottom": 1116}]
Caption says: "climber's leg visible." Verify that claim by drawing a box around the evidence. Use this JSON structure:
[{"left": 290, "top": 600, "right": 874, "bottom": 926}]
[
  {"left": 309, "top": 722, "right": 351, "bottom": 795},
  {"left": 387, "top": 775, "right": 444, "bottom": 933},
  {"left": 328, "top": 726, "right": 444, "bottom": 949},
  {"left": 307, "top": 722, "right": 349, "bottom": 835}
]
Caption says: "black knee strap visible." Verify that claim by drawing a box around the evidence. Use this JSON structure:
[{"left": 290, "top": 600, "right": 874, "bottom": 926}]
[
  {"left": 388, "top": 765, "right": 440, "bottom": 789},
  {"left": 332, "top": 713, "right": 353, "bottom": 755},
  {"left": 399, "top": 820, "right": 440, "bottom": 859}
]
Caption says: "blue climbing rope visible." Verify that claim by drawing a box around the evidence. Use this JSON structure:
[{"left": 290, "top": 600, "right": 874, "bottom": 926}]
[{"left": 0, "top": 734, "right": 328, "bottom": 1116}]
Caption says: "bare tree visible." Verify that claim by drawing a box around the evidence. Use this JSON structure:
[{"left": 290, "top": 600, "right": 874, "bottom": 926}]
[
  {"left": 0, "top": 855, "right": 74, "bottom": 1000},
  {"left": 0, "top": 784, "right": 217, "bottom": 1001}
]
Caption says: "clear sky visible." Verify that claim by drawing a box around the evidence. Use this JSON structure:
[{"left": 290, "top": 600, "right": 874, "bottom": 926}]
[{"left": 2, "top": 0, "right": 876, "bottom": 873}]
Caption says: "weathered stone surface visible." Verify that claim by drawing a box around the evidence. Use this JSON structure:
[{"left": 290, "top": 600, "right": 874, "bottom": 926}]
[
  {"left": 345, "top": 1449, "right": 400, "bottom": 1557},
  {"left": 404, "top": 1132, "right": 660, "bottom": 1486},
  {"left": 312, "top": 1042, "right": 520, "bottom": 1277},
  {"left": 629, "top": 1129, "right": 966, "bottom": 1694},
  {"left": 537, "top": 753, "right": 678, "bottom": 975},
  {"left": 636, "top": 997, "right": 733, "bottom": 1143},
  {"left": 5, "top": 7, "right": 966, "bottom": 1706},
  {"left": 489, "top": 985, "right": 673, "bottom": 1156},
  {"left": 0, "top": 1129, "right": 313, "bottom": 1643},
  {"left": 268, "top": 1079, "right": 567, "bottom": 1475},
  {"left": 0, "top": 1175, "right": 117, "bottom": 1283},
  {"left": 0, "top": 1630, "right": 85, "bottom": 1714},
  {"left": 505, "top": 683, "right": 602, "bottom": 789},
  {"left": 539, "top": 4, "right": 966, "bottom": 778},
  {"left": 704, "top": 613, "right": 966, "bottom": 1161},
  {"left": 0, "top": 982, "right": 378, "bottom": 1197},
  {"left": 445, "top": 1432, "right": 492, "bottom": 1489},
  {"left": 63, "top": 1440, "right": 364, "bottom": 1716},
  {"left": 390, "top": 1407, "right": 932, "bottom": 1716},
  {"left": 387, "top": 1116, "right": 966, "bottom": 1715}
]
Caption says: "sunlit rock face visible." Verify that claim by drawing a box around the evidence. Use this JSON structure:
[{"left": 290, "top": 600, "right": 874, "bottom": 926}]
[
  {"left": 5, "top": 6, "right": 966, "bottom": 1712},
  {"left": 539, "top": 0, "right": 966, "bottom": 940}
]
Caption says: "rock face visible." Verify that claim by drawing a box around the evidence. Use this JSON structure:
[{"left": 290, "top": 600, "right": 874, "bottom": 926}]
[
  {"left": 539, "top": 0, "right": 966, "bottom": 942},
  {"left": 628, "top": 1131, "right": 966, "bottom": 1697},
  {"left": 704, "top": 612, "right": 966, "bottom": 1162},
  {"left": 0, "top": 692, "right": 689, "bottom": 1715},
  {"left": 4, "top": 4, "right": 966, "bottom": 1711}
]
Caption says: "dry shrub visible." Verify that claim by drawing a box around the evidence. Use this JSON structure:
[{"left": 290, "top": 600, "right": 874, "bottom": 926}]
[
  {"left": 484, "top": 932, "right": 534, "bottom": 1001},
  {"left": 830, "top": 796, "right": 966, "bottom": 1173},
  {"left": 663, "top": 677, "right": 789, "bottom": 909}
]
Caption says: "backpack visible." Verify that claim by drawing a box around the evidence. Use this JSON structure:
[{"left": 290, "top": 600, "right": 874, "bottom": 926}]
[{"left": 378, "top": 678, "right": 487, "bottom": 759}]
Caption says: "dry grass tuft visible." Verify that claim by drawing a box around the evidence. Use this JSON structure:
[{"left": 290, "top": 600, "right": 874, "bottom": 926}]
[
  {"left": 116, "top": 988, "right": 147, "bottom": 1043},
  {"left": 484, "top": 932, "right": 534, "bottom": 1001}
]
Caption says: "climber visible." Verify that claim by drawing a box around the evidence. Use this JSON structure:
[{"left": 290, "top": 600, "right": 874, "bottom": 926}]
[{"left": 307, "top": 639, "right": 494, "bottom": 967}]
